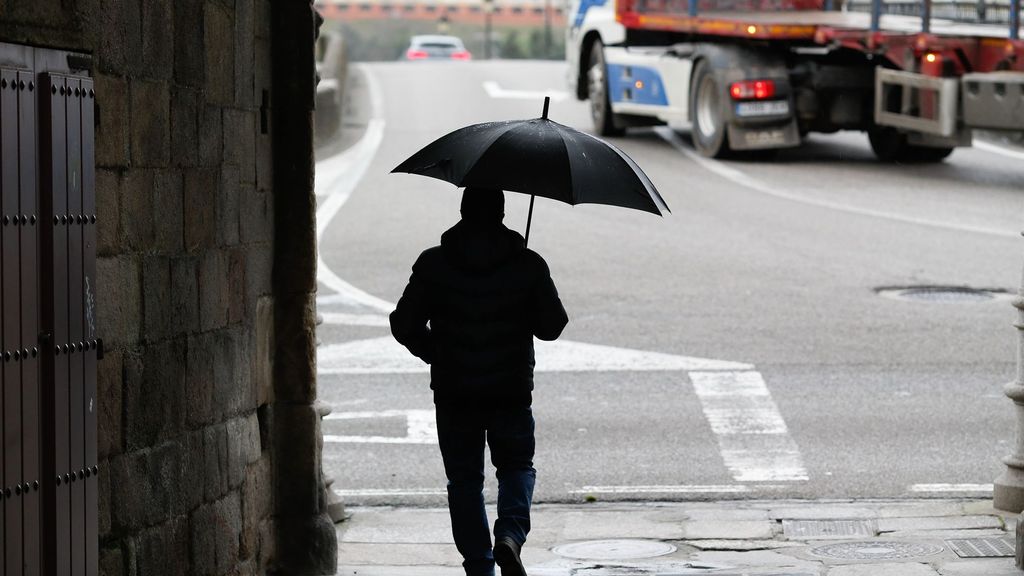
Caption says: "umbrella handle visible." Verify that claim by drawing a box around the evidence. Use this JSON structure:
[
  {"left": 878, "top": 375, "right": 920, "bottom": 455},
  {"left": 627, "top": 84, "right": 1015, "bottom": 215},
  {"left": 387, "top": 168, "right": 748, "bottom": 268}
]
[{"left": 525, "top": 194, "right": 535, "bottom": 248}]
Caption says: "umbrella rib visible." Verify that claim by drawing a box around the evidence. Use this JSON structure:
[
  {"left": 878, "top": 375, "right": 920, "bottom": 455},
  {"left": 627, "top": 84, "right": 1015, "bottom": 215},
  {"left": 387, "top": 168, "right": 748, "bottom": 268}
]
[{"left": 555, "top": 125, "right": 576, "bottom": 204}]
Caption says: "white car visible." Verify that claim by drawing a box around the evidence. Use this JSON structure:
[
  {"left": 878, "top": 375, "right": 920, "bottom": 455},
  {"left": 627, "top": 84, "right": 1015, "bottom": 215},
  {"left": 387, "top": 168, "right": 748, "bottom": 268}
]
[{"left": 404, "top": 35, "right": 472, "bottom": 61}]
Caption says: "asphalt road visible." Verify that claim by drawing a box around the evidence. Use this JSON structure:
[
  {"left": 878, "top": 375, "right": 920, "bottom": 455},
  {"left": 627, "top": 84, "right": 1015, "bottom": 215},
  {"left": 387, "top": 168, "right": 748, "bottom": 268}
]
[{"left": 316, "top": 60, "right": 1024, "bottom": 507}]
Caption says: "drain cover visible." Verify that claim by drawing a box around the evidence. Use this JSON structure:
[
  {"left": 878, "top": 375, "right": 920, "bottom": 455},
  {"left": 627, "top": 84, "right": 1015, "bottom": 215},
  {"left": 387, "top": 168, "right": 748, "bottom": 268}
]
[
  {"left": 783, "top": 520, "right": 876, "bottom": 539},
  {"left": 876, "top": 286, "right": 1007, "bottom": 303},
  {"left": 945, "top": 536, "right": 1015, "bottom": 558},
  {"left": 552, "top": 539, "right": 677, "bottom": 560},
  {"left": 808, "top": 540, "right": 944, "bottom": 560}
]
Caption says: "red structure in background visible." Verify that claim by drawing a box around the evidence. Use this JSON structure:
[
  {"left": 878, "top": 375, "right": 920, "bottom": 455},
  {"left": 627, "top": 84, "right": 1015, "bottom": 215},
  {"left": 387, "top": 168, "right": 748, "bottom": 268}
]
[{"left": 316, "top": 0, "right": 567, "bottom": 26}]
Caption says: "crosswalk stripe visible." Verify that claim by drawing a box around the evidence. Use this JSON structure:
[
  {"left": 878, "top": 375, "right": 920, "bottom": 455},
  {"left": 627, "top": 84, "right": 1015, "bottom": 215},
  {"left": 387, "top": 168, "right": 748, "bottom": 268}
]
[
  {"left": 689, "top": 371, "right": 808, "bottom": 482},
  {"left": 324, "top": 410, "right": 438, "bottom": 444}
]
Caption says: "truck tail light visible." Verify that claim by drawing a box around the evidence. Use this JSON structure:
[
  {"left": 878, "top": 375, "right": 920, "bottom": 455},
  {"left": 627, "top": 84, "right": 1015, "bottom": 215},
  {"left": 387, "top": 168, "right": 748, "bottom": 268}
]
[
  {"left": 406, "top": 49, "right": 429, "bottom": 59},
  {"left": 729, "top": 80, "right": 776, "bottom": 100}
]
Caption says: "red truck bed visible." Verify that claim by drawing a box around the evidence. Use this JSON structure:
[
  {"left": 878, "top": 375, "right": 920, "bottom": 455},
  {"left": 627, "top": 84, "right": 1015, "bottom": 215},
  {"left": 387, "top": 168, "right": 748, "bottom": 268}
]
[
  {"left": 617, "top": 0, "right": 1024, "bottom": 71},
  {"left": 622, "top": 8, "right": 1019, "bottom": 38}
]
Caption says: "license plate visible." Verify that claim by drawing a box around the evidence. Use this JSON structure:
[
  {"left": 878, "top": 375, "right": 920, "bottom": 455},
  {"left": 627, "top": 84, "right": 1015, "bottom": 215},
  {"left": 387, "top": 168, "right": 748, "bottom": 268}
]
[{"left": 735, "top": 100, "right": 790, "bottom": 117}]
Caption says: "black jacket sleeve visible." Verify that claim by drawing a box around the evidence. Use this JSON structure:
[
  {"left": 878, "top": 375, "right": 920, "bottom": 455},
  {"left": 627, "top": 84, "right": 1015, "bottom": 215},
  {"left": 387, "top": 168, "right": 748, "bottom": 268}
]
[
  {"left": 531, "top": 257, "right": 568, "bottom": 341},
  {"left": 390, "top": 256, "right": 433, "bottom": 364}
]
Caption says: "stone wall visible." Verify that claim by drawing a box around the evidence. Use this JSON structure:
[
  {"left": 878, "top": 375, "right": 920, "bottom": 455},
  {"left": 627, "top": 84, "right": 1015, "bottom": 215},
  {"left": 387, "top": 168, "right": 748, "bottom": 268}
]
[{"left": 0, "top": 0, "right": 333, "bottom": 574}]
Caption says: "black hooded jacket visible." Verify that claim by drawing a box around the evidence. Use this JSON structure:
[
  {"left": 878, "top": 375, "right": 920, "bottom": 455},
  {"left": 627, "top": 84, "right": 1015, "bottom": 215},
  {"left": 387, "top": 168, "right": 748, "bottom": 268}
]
[{"left": 390, "top": 220, "right": 568, "bottom": 406}]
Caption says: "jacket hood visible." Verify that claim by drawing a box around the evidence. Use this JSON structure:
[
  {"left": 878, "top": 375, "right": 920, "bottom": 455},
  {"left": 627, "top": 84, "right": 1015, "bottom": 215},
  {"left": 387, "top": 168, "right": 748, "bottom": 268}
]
[{"left": 440, "top": 220, "right": 525, "bottom": 275}]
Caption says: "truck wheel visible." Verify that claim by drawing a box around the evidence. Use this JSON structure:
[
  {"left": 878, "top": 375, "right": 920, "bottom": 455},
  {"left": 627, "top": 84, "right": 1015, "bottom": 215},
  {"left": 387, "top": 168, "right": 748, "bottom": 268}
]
[
  {"left": 587, "top": 40, "right": 624, "bottom": 136},
  {"left": 868, "top": 127, "right": 954, "bottom": 163},
  {"left": 690, "top": 60, "right": 730, "bottom": 158}
]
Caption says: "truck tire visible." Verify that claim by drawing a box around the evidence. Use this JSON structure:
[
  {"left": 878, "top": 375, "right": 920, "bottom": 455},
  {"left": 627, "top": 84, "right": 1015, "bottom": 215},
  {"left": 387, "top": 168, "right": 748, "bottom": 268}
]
[
  {"left": 689, "top": 60, "right": 730, "bottom": 158},
  {"left": 587, "top": 40, "right": 624, "bottom": 137},
  {"left": 868, "top": 127, "right": 954, "bottom": 163}
]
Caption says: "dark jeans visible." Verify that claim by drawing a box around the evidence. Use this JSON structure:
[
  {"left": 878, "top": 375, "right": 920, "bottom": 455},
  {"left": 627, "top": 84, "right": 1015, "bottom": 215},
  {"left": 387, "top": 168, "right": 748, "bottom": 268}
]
[{"left": 436, "top": 403, "right": 537, "bottom": 576}]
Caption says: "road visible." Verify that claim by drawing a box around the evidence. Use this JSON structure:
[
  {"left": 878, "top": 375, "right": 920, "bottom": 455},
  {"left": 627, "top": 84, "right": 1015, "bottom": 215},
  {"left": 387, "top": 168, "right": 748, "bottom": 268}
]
[{"left": 315, "top": 60, "right": 1024, "bottom": 507}]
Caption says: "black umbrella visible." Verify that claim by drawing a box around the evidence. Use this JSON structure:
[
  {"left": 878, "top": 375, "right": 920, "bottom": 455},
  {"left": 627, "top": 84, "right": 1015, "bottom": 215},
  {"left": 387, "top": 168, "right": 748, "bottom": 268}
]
[{"left": 392, "top": 97, "right": 669, "bottom": 246}]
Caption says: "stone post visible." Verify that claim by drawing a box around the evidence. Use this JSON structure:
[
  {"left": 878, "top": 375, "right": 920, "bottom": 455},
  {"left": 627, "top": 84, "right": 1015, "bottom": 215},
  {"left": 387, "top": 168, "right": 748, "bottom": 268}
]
[
  {"left": 1016, "top": 513, "right": 1024, "bottom": 569},
  {"left": 269, "top": 1, "right": 337, "bottom": 573},
  {"left": 995, "top": 263, "right": 1024, "bottom": 514},
  {"left": 318, "top": 400, "right": 349, "bottom": 523}
]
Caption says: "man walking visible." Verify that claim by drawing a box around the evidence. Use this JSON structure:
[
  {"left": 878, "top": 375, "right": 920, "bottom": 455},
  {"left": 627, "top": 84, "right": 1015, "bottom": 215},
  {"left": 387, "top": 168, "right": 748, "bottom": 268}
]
[{"left": 390, "top": 187, "right": 569, "bottom": 576}]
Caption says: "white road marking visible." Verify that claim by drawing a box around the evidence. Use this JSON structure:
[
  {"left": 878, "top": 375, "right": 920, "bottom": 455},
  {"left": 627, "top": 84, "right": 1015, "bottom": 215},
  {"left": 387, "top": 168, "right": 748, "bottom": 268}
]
[
  {"left": 655, "top": 127, "right": 1018, "bottom": 240},
  {"left": 324, "top": 409, "right": 438, "bottom": 444},
  {"left": 482, "top": 81, "right": 569, "bottom": 102},
  {"left": 315, "top": 65, "right": 393, "bottom": 310},
  {"left": 318, "top": 336, "right": 753, "bottom": 375},
  {"left": 570, "top": 485, "right": 752, "bottom": 494},
  {"left": 320, "top": 312, "right": 390, "bottom": 327},
  {"left": 909, "top": 483, "right": 994, "bottom": 493},
  {"left": 974, "top": 139, "right": 1024, "bottom": 161},
  {"left": 324, "top": 435, "right": 436, "bottom": 444},
  {"left": 333, "top": 488, "right": 448, "bottom": 497},
  {"left": 315, "top": 67, "right": 805, "bottom": 485},
  {"left": 689, "top": 371, "right": 808, "bottom": 482}
]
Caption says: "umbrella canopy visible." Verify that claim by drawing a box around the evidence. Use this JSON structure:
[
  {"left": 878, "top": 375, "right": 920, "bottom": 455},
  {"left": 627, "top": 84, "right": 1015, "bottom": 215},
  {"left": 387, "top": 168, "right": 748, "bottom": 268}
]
[{"left": 391, "top": 99, "right": 670, "bottom": 218}]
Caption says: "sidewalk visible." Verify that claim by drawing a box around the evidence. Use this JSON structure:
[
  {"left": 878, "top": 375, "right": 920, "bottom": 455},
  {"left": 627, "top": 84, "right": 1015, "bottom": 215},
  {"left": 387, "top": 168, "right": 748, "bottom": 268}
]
[{"left": 336, "top": 499, "right": 1021, "bottom": 575}]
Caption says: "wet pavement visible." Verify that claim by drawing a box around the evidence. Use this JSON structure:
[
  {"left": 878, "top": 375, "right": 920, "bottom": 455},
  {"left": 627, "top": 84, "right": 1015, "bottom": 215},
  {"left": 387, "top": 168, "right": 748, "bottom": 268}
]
[{"left": 335, "top": 499, "right": 1021, "bottom": 575}]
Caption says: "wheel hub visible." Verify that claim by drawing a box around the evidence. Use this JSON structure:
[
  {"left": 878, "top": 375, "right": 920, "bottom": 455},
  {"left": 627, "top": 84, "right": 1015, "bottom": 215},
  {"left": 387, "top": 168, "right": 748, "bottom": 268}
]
[{"left": 696, "top": 76, "right": 720, "bottom": 138}]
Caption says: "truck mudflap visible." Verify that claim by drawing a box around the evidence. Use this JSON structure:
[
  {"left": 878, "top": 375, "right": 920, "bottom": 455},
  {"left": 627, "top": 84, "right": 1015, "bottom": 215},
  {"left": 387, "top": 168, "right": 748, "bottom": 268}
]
[
  {"left": 727, "top": 119, "right": 801, "bottom": 150},
  {"left": 962, "top": 72, "right": 1024, "bottom": 131}
]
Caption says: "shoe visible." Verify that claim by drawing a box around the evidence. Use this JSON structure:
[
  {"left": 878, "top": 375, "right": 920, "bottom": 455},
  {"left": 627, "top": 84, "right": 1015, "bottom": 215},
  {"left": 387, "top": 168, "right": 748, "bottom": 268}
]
[{"left": 493, "top": 537, "right": 527, "bottom": 576}]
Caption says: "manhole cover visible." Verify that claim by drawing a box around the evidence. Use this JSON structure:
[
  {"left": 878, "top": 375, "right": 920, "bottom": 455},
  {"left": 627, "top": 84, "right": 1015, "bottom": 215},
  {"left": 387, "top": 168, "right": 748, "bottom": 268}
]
[
  {"left": 945, "top": 536, "right": 1015, "bottom": 558},
  {"left": 553, "top": 539, "right": 677, "bottom": 560},
  {"left": 808, "top": 540, "right": 944, "bottom": 560},
  {"left": 783, "top": 519, "right": 876, "bottom": 539},
  {"left": 876, "top": 286, "right": 1008, "bottom": 303}
]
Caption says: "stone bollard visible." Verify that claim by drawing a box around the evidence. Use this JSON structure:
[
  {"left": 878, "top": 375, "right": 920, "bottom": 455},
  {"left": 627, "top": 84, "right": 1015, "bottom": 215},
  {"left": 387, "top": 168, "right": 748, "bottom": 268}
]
[
  {"left": 1017, "top": 512, "right": 1024, "bottom": 569},
  {"left": 995, "top": 273, "right": 1024, "bottom": 514},
  {"left": 317, "top": 400, "right": 349, "bottom": 523}
]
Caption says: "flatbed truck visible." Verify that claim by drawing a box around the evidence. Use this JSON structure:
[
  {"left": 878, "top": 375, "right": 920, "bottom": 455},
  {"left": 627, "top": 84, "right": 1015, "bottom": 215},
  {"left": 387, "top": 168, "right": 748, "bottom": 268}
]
[{"left": 566, "top": 0, "right": 1024, "bottom": 160}]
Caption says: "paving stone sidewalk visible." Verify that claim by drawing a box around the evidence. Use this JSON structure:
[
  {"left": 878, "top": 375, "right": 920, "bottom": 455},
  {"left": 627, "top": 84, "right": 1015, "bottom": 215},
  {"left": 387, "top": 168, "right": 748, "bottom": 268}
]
[{"left": 336, "top": 499, "right": 1022, "bottom": 575}]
